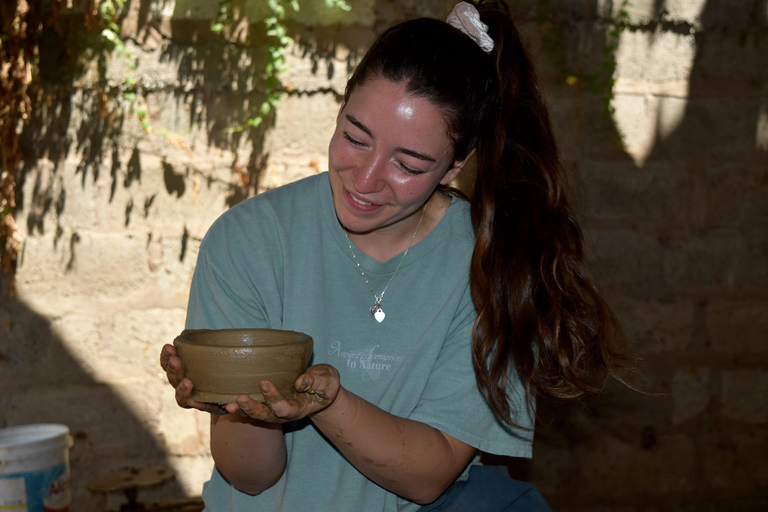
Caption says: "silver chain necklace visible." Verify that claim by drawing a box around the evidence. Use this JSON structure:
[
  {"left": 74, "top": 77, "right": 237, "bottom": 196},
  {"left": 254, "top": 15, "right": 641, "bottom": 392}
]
[{"left": 344, "top": 205, "right": 427, "bottom": 323}]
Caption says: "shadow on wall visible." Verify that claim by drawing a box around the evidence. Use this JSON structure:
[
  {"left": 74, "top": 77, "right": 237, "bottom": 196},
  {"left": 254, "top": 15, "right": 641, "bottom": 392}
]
[
  {"left": 0, "top": 289, "right": 188, "bottom": 509},
  {"left": 5, "top": 5, "right": 195, "bottom": 510},
  {"left": 129, "top": 0, "right": 276, "bottom": 206},
  {"left": 503, "top": 0, "right": 768, "bottom": 510}
]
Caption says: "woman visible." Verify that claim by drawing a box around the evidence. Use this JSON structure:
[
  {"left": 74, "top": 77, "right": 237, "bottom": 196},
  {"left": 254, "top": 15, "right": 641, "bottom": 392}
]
[{"left": 161, "top": 2, "right": 633, "bottom": 510}]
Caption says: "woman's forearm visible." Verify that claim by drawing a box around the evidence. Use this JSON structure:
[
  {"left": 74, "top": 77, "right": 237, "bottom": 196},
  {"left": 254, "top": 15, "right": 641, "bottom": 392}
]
[
  {"left": 209, "top": 414, "right": 287, "bottom": 495},
  {"left": 309, "top": 387, "right": 476, "bottom": 505}
]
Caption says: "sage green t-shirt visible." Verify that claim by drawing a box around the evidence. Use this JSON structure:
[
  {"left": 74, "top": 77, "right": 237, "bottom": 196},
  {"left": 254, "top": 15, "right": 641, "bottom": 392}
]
[{"left": 186, "top": 173, "right": 533, "bottom": 512}]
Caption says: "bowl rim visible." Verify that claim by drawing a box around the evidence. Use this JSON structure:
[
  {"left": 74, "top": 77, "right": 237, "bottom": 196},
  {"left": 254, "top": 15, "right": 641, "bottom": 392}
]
[{"left": 174, "top": 328, "right": 312, "bottom": 349}]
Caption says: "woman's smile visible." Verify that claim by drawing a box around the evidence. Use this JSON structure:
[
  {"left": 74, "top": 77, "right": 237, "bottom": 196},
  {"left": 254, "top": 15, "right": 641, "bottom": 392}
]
[{"left": 344, "top": 188, "right": 379, "bottom": 210}]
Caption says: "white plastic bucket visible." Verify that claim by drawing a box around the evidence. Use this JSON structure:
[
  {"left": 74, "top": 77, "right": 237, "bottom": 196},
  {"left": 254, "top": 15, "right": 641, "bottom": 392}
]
[{"left": 0, "top": 424, "right": 74, "bottom": 512}]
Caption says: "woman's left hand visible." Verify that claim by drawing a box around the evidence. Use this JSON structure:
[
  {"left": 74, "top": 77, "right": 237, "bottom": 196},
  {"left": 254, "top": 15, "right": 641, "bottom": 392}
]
[{"left": 224, "top": 364, "right": 341, "bottom": 422}]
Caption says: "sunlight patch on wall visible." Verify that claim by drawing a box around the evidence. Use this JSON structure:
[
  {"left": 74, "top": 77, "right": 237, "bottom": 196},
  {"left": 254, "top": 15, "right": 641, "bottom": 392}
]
[
  {"left": 611, "top": 91, "right": 659, "bottom": 167},
  {"left": 612, "top": 81, "right": 690, "bottom": 167},
  {"left": 612, "top": 25, "right": 695, "bottom": 166},
  {"left": 656, "top": 95, "right": 689, "bottom": 141},
  {"left": 598, "top": 0, "right": 707, "bottom": 25}
]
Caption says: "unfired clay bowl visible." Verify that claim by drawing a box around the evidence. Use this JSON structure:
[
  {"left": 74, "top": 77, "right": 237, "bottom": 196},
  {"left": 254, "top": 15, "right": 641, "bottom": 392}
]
[{"left": 173, "top": 329, "right": 313, "bottom": 404}]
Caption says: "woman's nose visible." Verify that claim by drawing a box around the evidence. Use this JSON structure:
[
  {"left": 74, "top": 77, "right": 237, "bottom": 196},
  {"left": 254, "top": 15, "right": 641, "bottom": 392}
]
[{"left": 353, "top": 154, "right": 385, "bottom": 194}]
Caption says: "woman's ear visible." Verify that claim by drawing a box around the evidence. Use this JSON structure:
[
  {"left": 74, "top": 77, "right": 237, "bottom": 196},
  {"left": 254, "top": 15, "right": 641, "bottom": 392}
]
[{"left": 440, "top": 149, "right": 476, "bottom": 186}]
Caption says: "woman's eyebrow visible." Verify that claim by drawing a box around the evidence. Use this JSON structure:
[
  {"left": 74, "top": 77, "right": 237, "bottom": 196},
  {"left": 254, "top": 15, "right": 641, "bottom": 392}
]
[
  {"left": 396, "top": 147, "right": 437, "bottom": 162},
  {"left": 345, "top": 114, "right": 437, "bottom": 163},
  {"left": 345, "top": 114, "right": 373, "bottom": 138}
]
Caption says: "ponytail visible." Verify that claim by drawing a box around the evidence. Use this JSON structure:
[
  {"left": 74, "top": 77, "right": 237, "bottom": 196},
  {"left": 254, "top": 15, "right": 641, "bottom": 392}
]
[{"left": 469, "top": 1, "right": 636, "bottom": 426}]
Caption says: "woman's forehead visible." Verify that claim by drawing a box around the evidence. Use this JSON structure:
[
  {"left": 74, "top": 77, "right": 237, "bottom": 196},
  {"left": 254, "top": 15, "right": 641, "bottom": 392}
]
[
  {"left": 345, "top": 77, "right": 453, "bottom": 129},
  {"left": 341, "top": 78, "right": 456, "bottom": 161}
]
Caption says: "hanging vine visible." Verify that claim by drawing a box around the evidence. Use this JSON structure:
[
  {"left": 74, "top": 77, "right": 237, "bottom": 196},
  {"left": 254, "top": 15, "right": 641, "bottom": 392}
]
[
  {"left": 214, "top": 0, "right": 350, "bottom": 132},
  {"left": 0, "top": 0, "right": 131, "bottom": 295},
  {"left": 0, "top": 0, "right": 353, "bottom": 294},
  {"left": 536, "top": 0, "right": 632, "bottom": 138}
]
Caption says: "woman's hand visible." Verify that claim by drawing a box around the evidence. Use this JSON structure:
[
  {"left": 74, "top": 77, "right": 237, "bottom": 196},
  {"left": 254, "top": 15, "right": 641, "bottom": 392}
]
[
  {"left": 225, "top": 364, "right": 341, "bottom": 422},
  {"left": 160, "top": 340, "right": 232, "bottom": 415}
]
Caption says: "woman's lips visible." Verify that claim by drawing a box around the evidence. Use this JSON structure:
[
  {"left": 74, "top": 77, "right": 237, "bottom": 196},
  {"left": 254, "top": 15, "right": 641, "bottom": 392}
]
[{"left": 343, "top": 188, "right": 382, "bottom": 212}]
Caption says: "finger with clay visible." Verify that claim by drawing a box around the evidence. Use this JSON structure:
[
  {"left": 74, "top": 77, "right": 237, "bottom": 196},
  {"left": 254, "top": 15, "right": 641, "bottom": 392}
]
[
  {"left": 160, "top": 339, "right": 232, "bottom": 415},
  {"left": 224, "top": 364, "right": 341, "bottom": 422}
]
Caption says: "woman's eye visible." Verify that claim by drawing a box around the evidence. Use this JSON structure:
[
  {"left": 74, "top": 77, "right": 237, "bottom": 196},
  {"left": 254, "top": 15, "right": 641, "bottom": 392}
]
[
  {"left": 343, "top": 132, "right": 365, "bottom": 147},
  {"left": 399, "top": 163, "right": 424, "bottom": 175}
]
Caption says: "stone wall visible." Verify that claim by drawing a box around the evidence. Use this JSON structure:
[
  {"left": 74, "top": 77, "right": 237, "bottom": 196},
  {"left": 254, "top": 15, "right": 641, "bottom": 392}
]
[{"left": 1, "top": 0, "right": 766, "bottom": 510}]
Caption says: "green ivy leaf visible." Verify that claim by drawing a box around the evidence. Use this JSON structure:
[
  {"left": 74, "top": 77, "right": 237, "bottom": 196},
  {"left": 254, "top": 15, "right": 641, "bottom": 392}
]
[
  {"left": 267, "top": 25, "right": 287, "bottom": 38},
  {"left": 268, "top": 0, "right": 285, "bottom": 18},
  {"left": 265, "top": 76, "right": 280, "bottom": 90},
  {"left": 101, "top": 29, "right": 118, "bottom": 42},
  {"left": 99, "top": 2, "right": 114, "bottom": 16},
  {"left": 267, "top": 92, "right": 282, "bottom": 106},
  {"left": 325, "top": 0, "right": 351, "bottom": 11}
]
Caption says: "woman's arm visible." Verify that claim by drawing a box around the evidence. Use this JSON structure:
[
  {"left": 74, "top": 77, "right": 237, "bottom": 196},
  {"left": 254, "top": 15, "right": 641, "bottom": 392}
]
[
  {"left": 310, "top": 387, "right": 477, "bottom": 505},
  {"left": 161, "top": 343, "right": 288, "bottom": 495},
  {"left": 209, "top": 415, "right": 286, "bottom": 495},
  {"left": 234, "top": 365, "right": 477, "bottom": 505}
]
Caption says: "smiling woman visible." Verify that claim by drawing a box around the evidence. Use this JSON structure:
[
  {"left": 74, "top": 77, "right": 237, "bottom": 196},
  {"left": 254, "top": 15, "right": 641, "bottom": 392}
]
[
  {"left": 159, "top": 2, "right": 635, "bottom": 511},
  {"left": 328, "top": 79, "right": 466, "bottom": 260}
]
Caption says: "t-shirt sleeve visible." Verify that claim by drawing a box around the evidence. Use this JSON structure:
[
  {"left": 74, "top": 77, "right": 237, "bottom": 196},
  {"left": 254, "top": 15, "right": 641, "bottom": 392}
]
[
  {"left": 185, "top": 203, "right": 283, "bottom": 331},
  {"left": 407, "top": 283, "right": 534, "bottom": 458}
]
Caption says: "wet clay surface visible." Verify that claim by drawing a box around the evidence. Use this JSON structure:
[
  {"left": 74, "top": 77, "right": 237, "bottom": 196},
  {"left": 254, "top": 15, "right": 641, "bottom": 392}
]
[{"left": 173, "top": 329, "right": 313, "bottom": 404}]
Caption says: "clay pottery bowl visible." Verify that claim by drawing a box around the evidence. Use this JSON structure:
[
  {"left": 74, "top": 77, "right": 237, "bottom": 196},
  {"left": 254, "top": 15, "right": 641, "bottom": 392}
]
[{"left": 173, "top": 329, "right": 313, "bottom": 404}]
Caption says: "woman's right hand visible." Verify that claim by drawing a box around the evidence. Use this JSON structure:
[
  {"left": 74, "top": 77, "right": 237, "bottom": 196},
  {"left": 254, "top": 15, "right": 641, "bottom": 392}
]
[{"left": 160, "top": 341, "right": 232, "bottom": 415}]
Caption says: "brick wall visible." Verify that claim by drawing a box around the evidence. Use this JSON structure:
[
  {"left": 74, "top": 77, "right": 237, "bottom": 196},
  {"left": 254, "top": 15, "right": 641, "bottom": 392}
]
[{"left": 1, "top": 0, "right": 765, "bottom": 509}]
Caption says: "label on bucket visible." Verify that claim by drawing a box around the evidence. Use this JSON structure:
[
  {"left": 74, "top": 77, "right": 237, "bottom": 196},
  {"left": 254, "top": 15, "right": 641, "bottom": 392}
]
[
  {"left": 0, "top": 477, "right": 27, "bottom": 509},
  {"left": 0, "top": 463, "right": 71, "bottom": 512}
]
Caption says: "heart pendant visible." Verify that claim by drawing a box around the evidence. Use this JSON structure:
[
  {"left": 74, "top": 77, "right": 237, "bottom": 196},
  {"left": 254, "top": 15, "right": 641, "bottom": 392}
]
[{"left": 370, "top": 303, "right": 385, "bottom": 323}]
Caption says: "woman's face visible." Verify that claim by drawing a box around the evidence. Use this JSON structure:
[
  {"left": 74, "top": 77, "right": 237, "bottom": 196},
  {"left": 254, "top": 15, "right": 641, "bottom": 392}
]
[{"left": 328, "top": 77, "right": 464, "bottom": 237}]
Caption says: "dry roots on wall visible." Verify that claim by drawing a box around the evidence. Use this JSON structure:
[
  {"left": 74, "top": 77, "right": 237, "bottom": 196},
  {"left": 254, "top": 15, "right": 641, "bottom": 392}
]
[
  {"left": 0, "top": 0, "right": 110, "bottom": 296},
  {"left": 0, "top": 0, "right": 37, "bottom": 296}
]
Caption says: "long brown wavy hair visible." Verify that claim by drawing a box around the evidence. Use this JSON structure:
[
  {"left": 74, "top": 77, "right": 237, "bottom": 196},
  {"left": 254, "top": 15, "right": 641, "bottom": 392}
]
[{"left": 345, "top": 1, "right": 636, "bottom": 427}]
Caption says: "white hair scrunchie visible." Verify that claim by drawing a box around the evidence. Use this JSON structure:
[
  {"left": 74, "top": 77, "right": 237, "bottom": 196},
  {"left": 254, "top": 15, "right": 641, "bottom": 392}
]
[{"left": 446, "top": 2, "right": 494, "bottom": 53}]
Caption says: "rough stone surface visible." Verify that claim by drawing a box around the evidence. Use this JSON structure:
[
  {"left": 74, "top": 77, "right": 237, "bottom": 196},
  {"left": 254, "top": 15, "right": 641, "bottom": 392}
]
[
  {"left": 707, "top": 300, "right": 768, "bottom": 353},
  {"left": 611, "top": 297, "right": 695, "bottom": 354},
  {"left": 672, "top": 367, "right": 711, "bottom": 425},
  {"left": 720, "top": 371, "right": 768, "bottom": 424}
]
